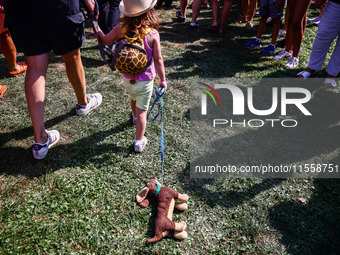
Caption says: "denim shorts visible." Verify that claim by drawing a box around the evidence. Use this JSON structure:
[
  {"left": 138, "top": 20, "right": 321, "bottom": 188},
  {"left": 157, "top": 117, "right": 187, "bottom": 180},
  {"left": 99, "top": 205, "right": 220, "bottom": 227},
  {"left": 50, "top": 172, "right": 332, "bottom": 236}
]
[
  {"left": 4, "top": 0, "right": 85, "bottom": 56},
  {"left": 259, "top": 0, "right": 284, "bottom": 19}
]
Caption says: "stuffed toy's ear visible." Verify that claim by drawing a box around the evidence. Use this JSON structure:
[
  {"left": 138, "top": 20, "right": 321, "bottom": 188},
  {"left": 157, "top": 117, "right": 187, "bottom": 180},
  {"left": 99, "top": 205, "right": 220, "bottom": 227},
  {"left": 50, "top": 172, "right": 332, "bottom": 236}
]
[{"left": 136, "top": 187, "right": 150, "bottom": 207}]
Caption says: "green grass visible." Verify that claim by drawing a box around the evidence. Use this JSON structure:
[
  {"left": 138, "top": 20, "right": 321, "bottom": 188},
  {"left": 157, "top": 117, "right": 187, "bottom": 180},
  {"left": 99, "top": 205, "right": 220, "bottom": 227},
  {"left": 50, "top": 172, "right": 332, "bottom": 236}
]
[{"left": 1, "top": 3, "right": 340, "bottom": 254}]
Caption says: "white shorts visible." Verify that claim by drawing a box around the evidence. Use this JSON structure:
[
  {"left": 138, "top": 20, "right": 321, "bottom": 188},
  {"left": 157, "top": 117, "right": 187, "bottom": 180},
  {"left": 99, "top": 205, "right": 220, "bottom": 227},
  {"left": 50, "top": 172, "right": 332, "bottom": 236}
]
[{"left": 123, "top": 77, "right": 154, "bottom": 111}]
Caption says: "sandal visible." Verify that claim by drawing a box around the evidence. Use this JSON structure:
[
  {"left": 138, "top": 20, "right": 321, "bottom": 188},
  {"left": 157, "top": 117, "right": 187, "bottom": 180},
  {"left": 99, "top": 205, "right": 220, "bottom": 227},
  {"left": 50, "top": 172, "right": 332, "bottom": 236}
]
[
  {"left": 244, "top": 22, "right": 253, "bottom": 30},
  {"left": 297, "top": 71, "right": 312, "bottom": 80},
  {"left": 323, "top": 78, "right": 337, "bottom": 89},
  {"left": 8, "top": 61, "right": 27, "bottom": 77},
  {"left": 0, "top": 84, "right": 7, "bottom": 98}
]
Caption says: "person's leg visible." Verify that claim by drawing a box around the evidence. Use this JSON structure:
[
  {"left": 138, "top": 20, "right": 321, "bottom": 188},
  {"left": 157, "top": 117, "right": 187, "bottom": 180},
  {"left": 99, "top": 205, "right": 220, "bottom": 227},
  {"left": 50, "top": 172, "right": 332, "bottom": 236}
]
[
  {"left": 108, "top": 0, "right": 121, "bottom": 31},
  {"left": 61, "top": 48, "right": 87, "bottom": 106},
  {"left": 247, "top": 0, "right": 258, "bottom": 23},
  {"left": 97, "top": 0, "right": 109, "bottom": 34},
  {"left": 191, "top": 0, "right": 204, "bottom": 23},
  {"left": 180, "top": 0, "right": 189, "bottom": 16},
  {"left": 271, "top": 17, "right": 281, "bottom": 45},
  {"left": 240, "top": 0, "right": 249, "bottom": 22},
  {"left": 135, "top": 107, "right": 147, "bottom": 141},
  {"left": 256, "top": 16, "right": 268, "bottom": 39},
  {"left": 25, "top": 53, "right": 49, "bottom": 144},
  {"left": 217, "top": 0, "right": 232, "bottom": 33},
  {"left": 284, "top": 0, "right": 293, "bottom": 53},
  {"left": 290, "top": 0, "right": 312, "bottom": 58},
  {"left": 131, "top": 99, "right": 137, "bottom": 118},
  {"left": 0, "top": 30, "right": 16, "bottom": 69},
  {"left": 211, "top": 0, "right": 220, "bottom": 27}
]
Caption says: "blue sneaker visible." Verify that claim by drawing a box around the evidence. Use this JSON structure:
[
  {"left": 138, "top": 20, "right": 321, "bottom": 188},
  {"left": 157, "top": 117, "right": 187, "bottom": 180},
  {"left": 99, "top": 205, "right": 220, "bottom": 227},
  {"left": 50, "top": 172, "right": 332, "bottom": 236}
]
[
  {"left": 244, "top": 38, "right": 262, "bottom": 48},
  {"left": 260, "top": 44, "right": 276, "bottom": 55}
]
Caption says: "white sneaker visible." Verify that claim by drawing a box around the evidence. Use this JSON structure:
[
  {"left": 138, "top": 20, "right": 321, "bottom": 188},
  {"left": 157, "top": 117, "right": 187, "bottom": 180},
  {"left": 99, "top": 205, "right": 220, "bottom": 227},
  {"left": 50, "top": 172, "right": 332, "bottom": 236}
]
[
  {"left": 134, "top": 136, "right": 147, "bottom": 152},
  {"left": 273, "top": 50, "right": 292, "bottom": 60},
  {"left": 308, "top": 16, "right": 321, "bottom": 25},
  {"left": 278, "top": 29, "right": 286, "bottom": 37},
  {"left": 76, "top": 93, "right": 103, "bottom": 116},
  {"left": 285, "top": 57, "right": 299, "bottom": 69},
  {"left": 32, "top": 130, "right": 60, "bottom": 159}
]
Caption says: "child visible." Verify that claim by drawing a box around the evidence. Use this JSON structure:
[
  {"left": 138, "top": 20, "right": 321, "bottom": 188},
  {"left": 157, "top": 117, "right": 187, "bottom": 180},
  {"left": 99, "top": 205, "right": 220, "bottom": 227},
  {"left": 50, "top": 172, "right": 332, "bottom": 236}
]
[
  {"left": 244, "top": 0, "right": 284, "bottom": 55},
  {"left": 97, "top": 0, "right": 167, "bottom": 152}
]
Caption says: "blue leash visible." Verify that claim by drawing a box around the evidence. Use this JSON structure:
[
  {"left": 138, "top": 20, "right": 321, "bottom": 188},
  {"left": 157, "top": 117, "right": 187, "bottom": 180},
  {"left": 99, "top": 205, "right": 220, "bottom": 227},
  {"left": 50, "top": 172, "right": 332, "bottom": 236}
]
[{"left": 147, "top": 87, "right": 165, "bottom": 184}]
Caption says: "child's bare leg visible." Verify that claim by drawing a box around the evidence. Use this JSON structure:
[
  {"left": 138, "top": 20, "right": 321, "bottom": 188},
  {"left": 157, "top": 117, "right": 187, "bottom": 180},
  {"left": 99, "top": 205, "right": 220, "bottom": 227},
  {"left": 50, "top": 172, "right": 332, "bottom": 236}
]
[
  {"left": 211, "top": 0, "right": 220, "bottom": 27},
  {"left": 256, "top": 16, "right": 268, "bottom": 39},
  {"left": 218, "top": 0, "right": 232, "bottom": 33},
  {"left": 271, "top": 18, "right": 281, "bottom": 45},
  {"left": 131, "top": 99, "right": 137, "bottom": 117},
  {"left": 135, "top": 107, "right": 147, "bottom": 140},
  {"left": 180, "top": 0, "right": 189, "bottom": 16}
]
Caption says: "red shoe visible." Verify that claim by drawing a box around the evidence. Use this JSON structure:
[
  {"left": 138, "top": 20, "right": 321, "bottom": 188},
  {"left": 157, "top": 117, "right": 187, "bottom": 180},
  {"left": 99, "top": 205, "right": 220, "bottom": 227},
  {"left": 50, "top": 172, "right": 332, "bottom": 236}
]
[
  {"left": 8, "top": 61, "right": 27, "bottom": 77},
  {"left": 0, "top": 84, "right": 7, "bottom": 98}
]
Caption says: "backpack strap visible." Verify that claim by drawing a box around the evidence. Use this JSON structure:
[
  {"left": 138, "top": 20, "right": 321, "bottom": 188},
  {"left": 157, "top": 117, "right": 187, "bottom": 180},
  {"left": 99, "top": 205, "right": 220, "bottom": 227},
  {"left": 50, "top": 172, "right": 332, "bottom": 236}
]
[{"left": 110, "top": 38, "right": 128, "bottom": 71}]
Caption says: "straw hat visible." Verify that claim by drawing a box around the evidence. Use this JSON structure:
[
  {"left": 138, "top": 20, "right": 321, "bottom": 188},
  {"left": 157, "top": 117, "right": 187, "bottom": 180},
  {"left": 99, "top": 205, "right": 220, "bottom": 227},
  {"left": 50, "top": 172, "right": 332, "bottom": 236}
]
[{"left": 119, "top": 0, "right": 157, "bottom": 17}]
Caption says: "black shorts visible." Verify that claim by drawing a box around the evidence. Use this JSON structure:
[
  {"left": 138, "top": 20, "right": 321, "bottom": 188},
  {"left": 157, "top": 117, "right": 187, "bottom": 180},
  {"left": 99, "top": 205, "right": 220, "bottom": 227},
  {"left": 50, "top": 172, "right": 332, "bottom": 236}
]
[{"left": 4, "top": 0, "right": 85, "bottom": 56}]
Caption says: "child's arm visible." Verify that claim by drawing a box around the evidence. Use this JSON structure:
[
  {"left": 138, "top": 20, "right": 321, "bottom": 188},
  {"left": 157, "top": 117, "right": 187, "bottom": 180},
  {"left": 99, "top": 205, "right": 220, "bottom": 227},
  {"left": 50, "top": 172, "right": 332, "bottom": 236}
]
[
  {"left": 96, "top": 24, "right": 122, "bottom": 45},
  {"left": 151, "top": 31, "right": 167, "bottom": 92}
]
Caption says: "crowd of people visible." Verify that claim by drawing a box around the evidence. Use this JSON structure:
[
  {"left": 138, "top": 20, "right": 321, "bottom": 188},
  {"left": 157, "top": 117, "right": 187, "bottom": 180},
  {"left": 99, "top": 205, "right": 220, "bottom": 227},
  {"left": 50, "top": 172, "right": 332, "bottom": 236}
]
[{"left": 0, "top": 0, "right": 339, "bottom": 160}]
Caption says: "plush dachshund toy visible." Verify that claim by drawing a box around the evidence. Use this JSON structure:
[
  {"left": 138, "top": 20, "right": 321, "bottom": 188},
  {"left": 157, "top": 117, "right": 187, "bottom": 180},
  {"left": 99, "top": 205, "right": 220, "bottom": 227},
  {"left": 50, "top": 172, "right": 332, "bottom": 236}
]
[{"left": 136, "top": 178, "right": 189, "bottom": 243}]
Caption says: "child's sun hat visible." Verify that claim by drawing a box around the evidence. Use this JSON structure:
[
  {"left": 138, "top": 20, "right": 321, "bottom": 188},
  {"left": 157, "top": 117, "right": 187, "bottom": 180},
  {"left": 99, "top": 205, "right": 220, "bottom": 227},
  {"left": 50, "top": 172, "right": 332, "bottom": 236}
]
[{"left": 119, "top": 0, "right": 157, "bottom": 17}]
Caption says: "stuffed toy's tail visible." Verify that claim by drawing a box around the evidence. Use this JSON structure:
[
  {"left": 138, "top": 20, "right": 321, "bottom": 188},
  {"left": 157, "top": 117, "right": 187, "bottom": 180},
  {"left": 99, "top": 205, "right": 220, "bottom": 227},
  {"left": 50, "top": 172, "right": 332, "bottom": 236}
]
[{"left": 147, "top": 234, "right": 163, "bottom": 243}]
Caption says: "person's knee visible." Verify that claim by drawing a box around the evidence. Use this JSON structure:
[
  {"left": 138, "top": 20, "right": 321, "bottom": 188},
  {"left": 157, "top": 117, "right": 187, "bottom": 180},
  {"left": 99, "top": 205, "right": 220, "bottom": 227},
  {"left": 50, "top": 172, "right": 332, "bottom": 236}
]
[
  {"left": 61, "top": 48, "right": 81, "bottom": 64},
  {"left": 26, "top": 54, "right": 49, "bottom": 73}
]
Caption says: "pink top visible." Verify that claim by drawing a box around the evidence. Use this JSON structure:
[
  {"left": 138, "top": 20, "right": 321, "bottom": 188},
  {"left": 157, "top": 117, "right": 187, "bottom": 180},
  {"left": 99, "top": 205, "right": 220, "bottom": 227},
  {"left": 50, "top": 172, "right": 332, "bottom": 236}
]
[{"left": 123, "top": 36, "right": 156, "bottom": 81}]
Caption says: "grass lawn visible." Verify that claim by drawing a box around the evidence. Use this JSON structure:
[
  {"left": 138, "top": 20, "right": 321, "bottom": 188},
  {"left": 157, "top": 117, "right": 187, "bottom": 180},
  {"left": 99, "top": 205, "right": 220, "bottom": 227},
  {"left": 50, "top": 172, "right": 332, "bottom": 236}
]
[{"left": 1, "top": 2, "right": 340, "bottom": 254}]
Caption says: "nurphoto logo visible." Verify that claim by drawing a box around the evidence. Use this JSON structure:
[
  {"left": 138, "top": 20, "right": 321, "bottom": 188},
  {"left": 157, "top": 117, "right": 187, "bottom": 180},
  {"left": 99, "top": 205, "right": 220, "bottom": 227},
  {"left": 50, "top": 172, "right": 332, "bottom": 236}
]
[{"left": 200, "top": 82, "right": 312, "bottom": 128}]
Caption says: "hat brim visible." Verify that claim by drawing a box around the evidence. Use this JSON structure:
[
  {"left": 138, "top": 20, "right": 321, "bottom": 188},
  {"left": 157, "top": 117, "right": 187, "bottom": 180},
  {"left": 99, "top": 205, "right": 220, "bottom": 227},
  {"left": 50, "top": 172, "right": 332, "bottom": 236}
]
[{"left": 119, "top": 0, "right": 157, "bottom": 17}]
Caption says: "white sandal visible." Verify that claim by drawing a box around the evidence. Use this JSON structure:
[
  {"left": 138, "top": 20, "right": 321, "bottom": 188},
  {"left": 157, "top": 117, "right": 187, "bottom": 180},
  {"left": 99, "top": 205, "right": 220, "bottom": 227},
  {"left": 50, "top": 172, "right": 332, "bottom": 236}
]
[
  {"left": 324, "top": 78, "right": 337, "bottom": 89},
  {"left": 297, "top": 71, "right": 312, "bottom": 80}
]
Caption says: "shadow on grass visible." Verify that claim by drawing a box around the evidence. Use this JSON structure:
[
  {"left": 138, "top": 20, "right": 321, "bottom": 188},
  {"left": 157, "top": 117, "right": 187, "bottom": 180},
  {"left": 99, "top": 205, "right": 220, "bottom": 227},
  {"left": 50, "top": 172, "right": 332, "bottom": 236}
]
[
  {"left": 268, "top": 178, "right": 340, "bottom": 255},
  {"left": 0, "top": 113, "right": 133, "bottom": 177}
]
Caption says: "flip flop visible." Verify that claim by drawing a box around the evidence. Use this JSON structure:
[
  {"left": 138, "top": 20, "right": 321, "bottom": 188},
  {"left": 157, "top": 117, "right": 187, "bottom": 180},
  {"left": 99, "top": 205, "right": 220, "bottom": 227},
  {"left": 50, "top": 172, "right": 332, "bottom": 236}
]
[
  {"left": 8, "top": 61, "right": 27, "bottom": 77},
  {"left": 0, "top": 84, "right": 7, "bottom": 98}
]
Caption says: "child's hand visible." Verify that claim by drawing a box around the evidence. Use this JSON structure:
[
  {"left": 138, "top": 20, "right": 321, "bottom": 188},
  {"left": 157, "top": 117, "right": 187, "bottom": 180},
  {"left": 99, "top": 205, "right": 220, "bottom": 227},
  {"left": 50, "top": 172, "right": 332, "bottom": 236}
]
[{"left": 159, "top": 81, "right": 167, "bottom": 93}]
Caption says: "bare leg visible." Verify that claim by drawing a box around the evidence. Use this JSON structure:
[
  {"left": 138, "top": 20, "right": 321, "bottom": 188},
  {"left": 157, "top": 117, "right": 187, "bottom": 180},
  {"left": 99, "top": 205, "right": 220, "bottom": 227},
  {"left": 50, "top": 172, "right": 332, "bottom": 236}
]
[
  {"left": 247, "top": 0, "right": 258, "bottom": 23},
  {"left": 135, "top": 107, "right": 147, "bottom": 140},
  {"left": 0, "top": 30, "right": 16, "bottom": 69},
  {"left": 289, "top": 0, "right": 312, "bottom": 58},
  {"left": 211, "top": 0, "right": 220, "bottom": 27},
  {"left": 271, "top": 18, "right": 281, "bottom": 45},
  {"left": 241, "top": 0, "right": 249, "bottom": 21},
  {"left": 218, "top": 0, "right": 232, "bottom": 33},
  {"left": 25, "top": 54, "right": 49, "bottom": 144},
  {"left": 180, "top": 0, "right": 189, "bottom": 16},
  {"left": 61, "top": 48, "right": 87, "bottom": 106},
  {"left": 131, "top": 99, "right": 137, "bottom": 117},
  {"left": 256, "top": 16, "right": 268, "bottom": 39},
  {"left": 191, "top": 0, "right": 204, "bottom": 23}
]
